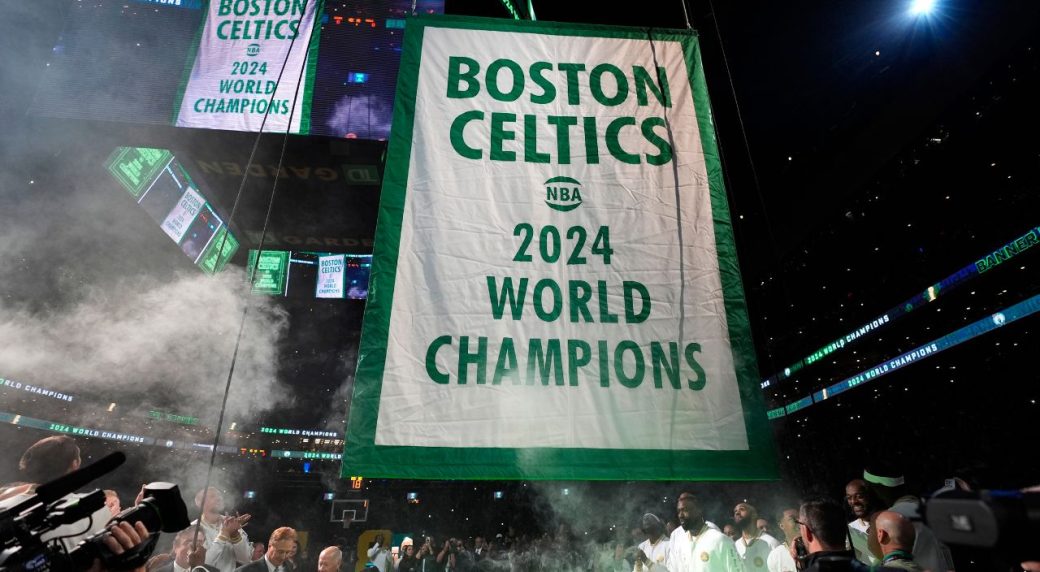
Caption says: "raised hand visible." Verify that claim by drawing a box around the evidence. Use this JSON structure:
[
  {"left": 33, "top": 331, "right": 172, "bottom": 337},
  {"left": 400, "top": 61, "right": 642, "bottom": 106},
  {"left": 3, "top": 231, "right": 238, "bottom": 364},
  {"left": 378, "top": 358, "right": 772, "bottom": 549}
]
[{"left": 220, "top": 513, "right": 252, "bottom": 537}]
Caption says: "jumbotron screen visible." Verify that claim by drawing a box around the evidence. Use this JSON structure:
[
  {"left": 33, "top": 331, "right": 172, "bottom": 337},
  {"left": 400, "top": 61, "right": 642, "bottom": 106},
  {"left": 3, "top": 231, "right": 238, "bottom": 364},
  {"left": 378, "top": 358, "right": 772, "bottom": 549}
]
[{"left": 31, "top": 0, "right": 444, "bottom": 140}]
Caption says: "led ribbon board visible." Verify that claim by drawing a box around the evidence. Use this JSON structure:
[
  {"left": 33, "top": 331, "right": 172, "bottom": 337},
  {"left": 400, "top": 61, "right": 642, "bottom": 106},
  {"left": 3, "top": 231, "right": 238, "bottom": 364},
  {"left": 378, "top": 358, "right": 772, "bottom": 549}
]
[
  {"left": 342, "top": 16, "right": 776, "bottom": 480},
  {"left": 760, "top": 225, "right": 1039, "bottom": 390},
  {"left": 0, "top": 411, "right": 343, "bottom": 460},
  {"left": 260, "top": 427, "right": 341, "bottom": 438},
  {"left": 768, "top": 291, "right": 1040, "bottom": 419},
  {"left": 1, "top": 377, "right": 75, "bottom": 402}
]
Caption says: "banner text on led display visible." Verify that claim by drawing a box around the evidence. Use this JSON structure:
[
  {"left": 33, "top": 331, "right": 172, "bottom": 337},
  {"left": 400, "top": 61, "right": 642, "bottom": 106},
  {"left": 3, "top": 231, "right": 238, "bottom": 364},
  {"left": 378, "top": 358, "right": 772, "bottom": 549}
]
[{"left": 761, "top": 224, "right": 1039, "bottom": 390}]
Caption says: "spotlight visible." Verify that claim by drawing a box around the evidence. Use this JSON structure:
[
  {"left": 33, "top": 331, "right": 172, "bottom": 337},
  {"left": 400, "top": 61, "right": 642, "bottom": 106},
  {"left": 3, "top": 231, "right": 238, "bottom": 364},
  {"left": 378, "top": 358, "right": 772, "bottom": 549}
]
[{"left": 909, "top": 0, "right": 936, "bottom": 15}]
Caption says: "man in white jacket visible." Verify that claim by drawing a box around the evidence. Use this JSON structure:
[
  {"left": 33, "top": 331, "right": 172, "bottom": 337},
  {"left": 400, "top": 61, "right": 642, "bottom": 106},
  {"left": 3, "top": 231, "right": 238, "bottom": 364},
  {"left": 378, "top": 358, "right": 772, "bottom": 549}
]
[
  {"left": 666, "top": 493, "right": 743, "bottom": 572},
  {"left": 634, "top": 513, "right": 670, "bottom": 571},
  {"left": 191, "top": 487, "right": 253, "bottom": 572}
]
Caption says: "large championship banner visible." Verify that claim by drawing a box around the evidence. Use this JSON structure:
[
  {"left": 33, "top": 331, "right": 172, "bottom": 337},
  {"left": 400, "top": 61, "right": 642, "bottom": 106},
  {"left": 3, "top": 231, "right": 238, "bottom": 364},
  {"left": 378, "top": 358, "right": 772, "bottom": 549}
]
[
  {"left": 173, "top": 0, "right": 322, "bottom": 133},
  {"left": 343, "top": 16, "right": 777, "bottom": 480}
]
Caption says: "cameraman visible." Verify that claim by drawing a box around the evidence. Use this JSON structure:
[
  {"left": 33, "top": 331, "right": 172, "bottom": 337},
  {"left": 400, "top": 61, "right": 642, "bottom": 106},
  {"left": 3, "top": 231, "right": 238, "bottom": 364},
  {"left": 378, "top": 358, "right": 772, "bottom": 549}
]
[
  {"left": 0, "top": 436, "right": 111, "bottom": 552},
  {"left": 87, "top": 520, "right": 155, "bottom": 572},
  {"left": 793, "top": 498, "right": 902, "bottom": 572}
]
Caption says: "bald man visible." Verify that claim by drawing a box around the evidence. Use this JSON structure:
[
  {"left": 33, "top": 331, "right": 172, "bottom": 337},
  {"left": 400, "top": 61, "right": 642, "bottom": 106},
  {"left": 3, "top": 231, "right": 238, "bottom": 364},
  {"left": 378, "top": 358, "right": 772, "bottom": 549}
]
[
  {"left": 317, "top": 547, "right": 342, "bottom": 572},
  {"left": 869, "top": 512, "right": 922, "bottom": 571}
]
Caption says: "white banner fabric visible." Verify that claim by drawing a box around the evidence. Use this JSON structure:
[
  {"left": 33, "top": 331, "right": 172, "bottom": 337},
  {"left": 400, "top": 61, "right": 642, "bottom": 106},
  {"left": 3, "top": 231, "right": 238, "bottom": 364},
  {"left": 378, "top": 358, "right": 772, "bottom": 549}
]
[
  {"left": 317, "top": 254, "right": 346, "bottom": 299},
  {"left": 174, "top": 0, "right": 319, "bottom": 133}
]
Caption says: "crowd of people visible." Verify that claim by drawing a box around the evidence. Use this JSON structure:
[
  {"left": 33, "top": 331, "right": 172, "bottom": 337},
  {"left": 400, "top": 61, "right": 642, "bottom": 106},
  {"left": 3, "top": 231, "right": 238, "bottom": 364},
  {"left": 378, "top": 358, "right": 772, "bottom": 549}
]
[
  {"left": 1, "top": 435, "right": 1033, "bottom": 572},
  {"left": 354, "top": 486, "right": 943, "bottom": 572}
]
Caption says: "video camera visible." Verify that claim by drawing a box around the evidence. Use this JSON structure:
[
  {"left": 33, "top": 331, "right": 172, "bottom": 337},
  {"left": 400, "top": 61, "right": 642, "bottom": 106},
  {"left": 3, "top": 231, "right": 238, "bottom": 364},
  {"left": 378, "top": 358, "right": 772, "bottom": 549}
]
[
  {"left": 926, "top": 489, "right": 1040, "bottom": 564},
  {"left": 0, "top": 452, "right": 190, "bottom": 572}
]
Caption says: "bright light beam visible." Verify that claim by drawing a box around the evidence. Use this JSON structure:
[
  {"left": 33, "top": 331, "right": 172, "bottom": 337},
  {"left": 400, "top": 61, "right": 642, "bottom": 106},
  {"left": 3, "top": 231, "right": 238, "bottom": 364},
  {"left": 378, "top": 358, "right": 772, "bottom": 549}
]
[{"left": 910, "top": 0, "right": 937, "bottom": 16}]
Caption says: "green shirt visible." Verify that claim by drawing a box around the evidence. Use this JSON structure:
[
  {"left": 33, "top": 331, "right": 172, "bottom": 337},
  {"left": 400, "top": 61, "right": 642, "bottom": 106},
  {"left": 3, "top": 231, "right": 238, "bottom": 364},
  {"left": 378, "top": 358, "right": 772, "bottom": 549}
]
[{"left": 882, "top": 551, "right": 923, "bottom": 571}]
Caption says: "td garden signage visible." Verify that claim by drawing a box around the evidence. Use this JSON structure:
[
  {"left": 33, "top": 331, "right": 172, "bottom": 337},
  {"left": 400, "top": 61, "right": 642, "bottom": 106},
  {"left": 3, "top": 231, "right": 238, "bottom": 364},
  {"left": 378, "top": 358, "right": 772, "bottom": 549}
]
[{"left": 343, "top": 16, "right": 777, "bottom": 480}]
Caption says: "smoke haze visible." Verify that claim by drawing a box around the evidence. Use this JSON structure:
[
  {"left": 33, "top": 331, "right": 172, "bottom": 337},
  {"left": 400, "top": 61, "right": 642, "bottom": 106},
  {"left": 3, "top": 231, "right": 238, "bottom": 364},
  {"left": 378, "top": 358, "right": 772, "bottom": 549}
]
[
  {"left": 0, "top": 2, "right": 308, "bottom": 511},
  {"left": 0, "top": 269, "right": 289, "bottom": 421}
]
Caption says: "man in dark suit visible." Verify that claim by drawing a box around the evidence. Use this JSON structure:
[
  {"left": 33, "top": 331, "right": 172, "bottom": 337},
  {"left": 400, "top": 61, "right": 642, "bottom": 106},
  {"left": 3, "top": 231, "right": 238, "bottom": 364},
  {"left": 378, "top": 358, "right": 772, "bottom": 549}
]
[
  {"left": 234, "top": 527, "right": 298, "bottom": 572},
  {"left": 155, "top": 528, "right": 221, "bottom": 572}
]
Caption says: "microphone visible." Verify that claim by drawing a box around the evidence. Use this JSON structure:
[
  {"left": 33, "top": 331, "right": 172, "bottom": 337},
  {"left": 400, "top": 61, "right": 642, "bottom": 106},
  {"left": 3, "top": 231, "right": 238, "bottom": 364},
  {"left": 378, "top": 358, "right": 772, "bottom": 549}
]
[{"left": 36, "top": 452, "right": 126, "bottom": 504}]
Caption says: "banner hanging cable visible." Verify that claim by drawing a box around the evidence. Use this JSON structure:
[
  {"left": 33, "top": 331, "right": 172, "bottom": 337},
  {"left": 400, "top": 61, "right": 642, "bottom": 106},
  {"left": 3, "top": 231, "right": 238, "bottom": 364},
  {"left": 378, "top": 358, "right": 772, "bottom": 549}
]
[
  {"left": 193, "top": 0, "right": 326, "bottom": 545},
  {"left": 705, "top": 0, "right": 781, "bottom": 263},
  {"left": 496, "top": 0, "right": 521, "bottom": 20},
  {"left": 679, "top": 0, "right": 692, "bottom": 30},
  {"left": 702, "top": 0, "right": 786, "bottom": 384}
]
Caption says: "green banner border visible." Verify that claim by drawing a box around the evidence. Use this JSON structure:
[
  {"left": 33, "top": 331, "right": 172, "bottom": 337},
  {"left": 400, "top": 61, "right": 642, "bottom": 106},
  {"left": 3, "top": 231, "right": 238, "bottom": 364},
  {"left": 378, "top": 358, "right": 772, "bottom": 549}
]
[
  {"left": 198, "top": 225, "right": 239, "bottom": 274},
  {"left": 342, "top": 15, "right": 778, "bottom": 481},
  {"left": 298, "top": 0, "right": 324, "bottom": 134}
]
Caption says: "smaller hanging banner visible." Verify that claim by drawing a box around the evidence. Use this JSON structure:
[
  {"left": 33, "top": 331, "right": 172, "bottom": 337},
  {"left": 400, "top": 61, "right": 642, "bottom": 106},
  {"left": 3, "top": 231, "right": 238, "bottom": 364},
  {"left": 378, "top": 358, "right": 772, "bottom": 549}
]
[
  {"left": 172, "top": 0, "right": 322, "bottom": 134},
  {"left": 248, "top": 250, "right": 291, "bottom": 295},
  {"left": 161, "top": 187, "right": 205, "bottom": 244},
  {"left": 316, "top": 254, "right": 346, "bottom": 298}
]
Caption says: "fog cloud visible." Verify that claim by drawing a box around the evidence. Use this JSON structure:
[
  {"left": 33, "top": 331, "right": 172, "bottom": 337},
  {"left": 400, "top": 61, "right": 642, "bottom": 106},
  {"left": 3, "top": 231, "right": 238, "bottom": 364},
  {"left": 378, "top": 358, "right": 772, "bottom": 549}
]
[{"left": 0, "top": 268, "right": 289, "bottom": 421}]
